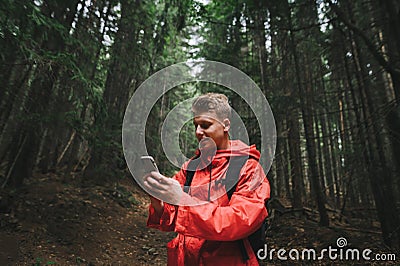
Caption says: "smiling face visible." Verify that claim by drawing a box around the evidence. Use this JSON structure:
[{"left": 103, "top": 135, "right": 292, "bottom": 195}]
[
  {"left": 191, "top": 93, "right": 232, "bottom": 150},
  {"left": 193, "top": 112, "right": 230, "bottom": 150}
]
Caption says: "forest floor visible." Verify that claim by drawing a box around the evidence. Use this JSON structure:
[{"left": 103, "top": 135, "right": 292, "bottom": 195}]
[{"left": 0, "top": 173, "right": 398, "bottom": 265}]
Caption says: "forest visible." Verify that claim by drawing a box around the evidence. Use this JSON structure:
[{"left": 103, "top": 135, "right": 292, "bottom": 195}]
[{"left": 0, "top": 0, "right": 399, "bottom": 264}]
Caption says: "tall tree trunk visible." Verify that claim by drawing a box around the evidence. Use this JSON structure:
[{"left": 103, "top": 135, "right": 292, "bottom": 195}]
[
  {"left": 287, "top": 110, "right": 304, "bottom": 209},
  {"left": 320, "top": 75, "right": 335, "bottom": 201},
  {"left": 285, "top": 0, "right": 329, "bottom": 226}
]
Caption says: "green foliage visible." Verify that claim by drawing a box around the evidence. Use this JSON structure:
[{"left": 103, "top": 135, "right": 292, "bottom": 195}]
[
  {"left": 110, "top": 185, "right": 139, "bottom": 207},
  {"left": 34, "top": 257, "right": 56, "bottom": 266}
]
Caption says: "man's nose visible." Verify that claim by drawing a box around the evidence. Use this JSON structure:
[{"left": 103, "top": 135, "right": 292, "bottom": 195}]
[{"left": 195, "top": 125, "right": 203, "bottom": 135}]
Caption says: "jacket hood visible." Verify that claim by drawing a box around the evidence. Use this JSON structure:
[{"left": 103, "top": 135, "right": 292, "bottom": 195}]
[
  {"left": 213, "top": 140, "right": 260, "bottom": 160},
  {"left": 194, "top": 140, "right": 261, "bottom": 162}
]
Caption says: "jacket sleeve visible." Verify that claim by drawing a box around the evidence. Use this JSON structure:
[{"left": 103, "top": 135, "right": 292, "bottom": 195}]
[
  {"left": 174, "top": 160, "right": 270, "bottom": 241},
  {"left": 146, "top": 163, "right": 188, "bottom": 231},
  {"left": 147, "top": 202, "right": 177, "bottom": 232}
]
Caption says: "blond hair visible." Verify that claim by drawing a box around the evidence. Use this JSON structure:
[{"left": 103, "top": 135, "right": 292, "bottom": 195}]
[{"left": 191, "top": 93, "right": 231, "bottom": 120}]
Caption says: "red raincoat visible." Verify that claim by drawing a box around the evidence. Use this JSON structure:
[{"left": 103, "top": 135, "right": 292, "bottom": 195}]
[{"left": 147, "top": 140, "right": 270, "bottom": 265}]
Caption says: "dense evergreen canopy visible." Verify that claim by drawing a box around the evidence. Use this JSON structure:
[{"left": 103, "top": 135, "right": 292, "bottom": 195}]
[{"left": 0, "top": 0, "right": 399, "bottom": 251}]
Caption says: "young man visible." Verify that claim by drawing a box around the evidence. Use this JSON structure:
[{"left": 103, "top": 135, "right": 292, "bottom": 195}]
[{"left": 143, "top": 93, "right": 270, "bottom": 265}]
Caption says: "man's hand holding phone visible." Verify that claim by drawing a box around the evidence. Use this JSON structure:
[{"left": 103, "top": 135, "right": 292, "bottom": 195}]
[{"left": 141, "top": 156, "right": 183, "bottom": 207}]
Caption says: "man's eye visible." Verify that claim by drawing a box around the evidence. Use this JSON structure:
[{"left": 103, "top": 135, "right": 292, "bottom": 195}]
[{"left": 194, "top": 123, "right": 209, "bottom": 129}]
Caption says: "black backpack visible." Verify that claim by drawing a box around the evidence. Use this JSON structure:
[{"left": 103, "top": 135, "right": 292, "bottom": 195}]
[{"left": 183, "top": 155, "right": 268, "bottom": 262}]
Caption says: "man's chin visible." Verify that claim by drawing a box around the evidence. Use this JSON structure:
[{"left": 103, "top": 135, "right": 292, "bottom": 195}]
[
  {"left": 199, "top": 145, "right": 214, "bottom": 152},
  {"left": 198, "top": 138, "right": 216, "bottom": 152}
]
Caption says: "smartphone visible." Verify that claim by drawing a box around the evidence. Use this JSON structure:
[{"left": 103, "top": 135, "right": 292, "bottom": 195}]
[{"left": 140, "top": 155, "right": 159, "bottom": 174}]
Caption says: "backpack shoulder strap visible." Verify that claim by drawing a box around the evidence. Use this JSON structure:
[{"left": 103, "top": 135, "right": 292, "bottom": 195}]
[
  {"left": 183, "top": 155, "right": 200, "bottom": 193},
  {"left": 225, "top": 156, "right": 248, "bottom": 199},
  {"left": 224, "top": 156, "right": 250, "bottom": 262}
]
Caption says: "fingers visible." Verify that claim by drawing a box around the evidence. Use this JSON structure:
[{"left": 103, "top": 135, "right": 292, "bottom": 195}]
[
  {"left": 144, "top": 175, "right": 164, "bottom": 190},
  {"left": 143, "top": 173, "right": 183, "bottom": 205},
  {"left": 149, "top": 171, "right": 172, "bottom": 185},
  {"left": 143, "top": 172, "right": 173, "bottom": 192},
  {"left": 150, "top": 171, "right": 165, "bottom": 182}
]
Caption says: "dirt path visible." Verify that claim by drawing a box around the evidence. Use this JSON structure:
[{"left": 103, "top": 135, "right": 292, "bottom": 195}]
[{"left": 0, "top": 174, "right": 175, "bottom": 265}]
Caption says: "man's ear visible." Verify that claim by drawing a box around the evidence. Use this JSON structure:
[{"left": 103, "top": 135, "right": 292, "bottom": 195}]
[{"left": 223, "top": 118, "right": 230, "bottom": 132}]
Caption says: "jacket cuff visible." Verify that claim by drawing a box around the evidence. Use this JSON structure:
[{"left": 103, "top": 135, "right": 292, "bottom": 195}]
[
  {"left": 147, "top": 203, "right": 177, "bottom": 230},
  {"left": 147, "top": 203, "right": 163, "bottom": 228}
]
